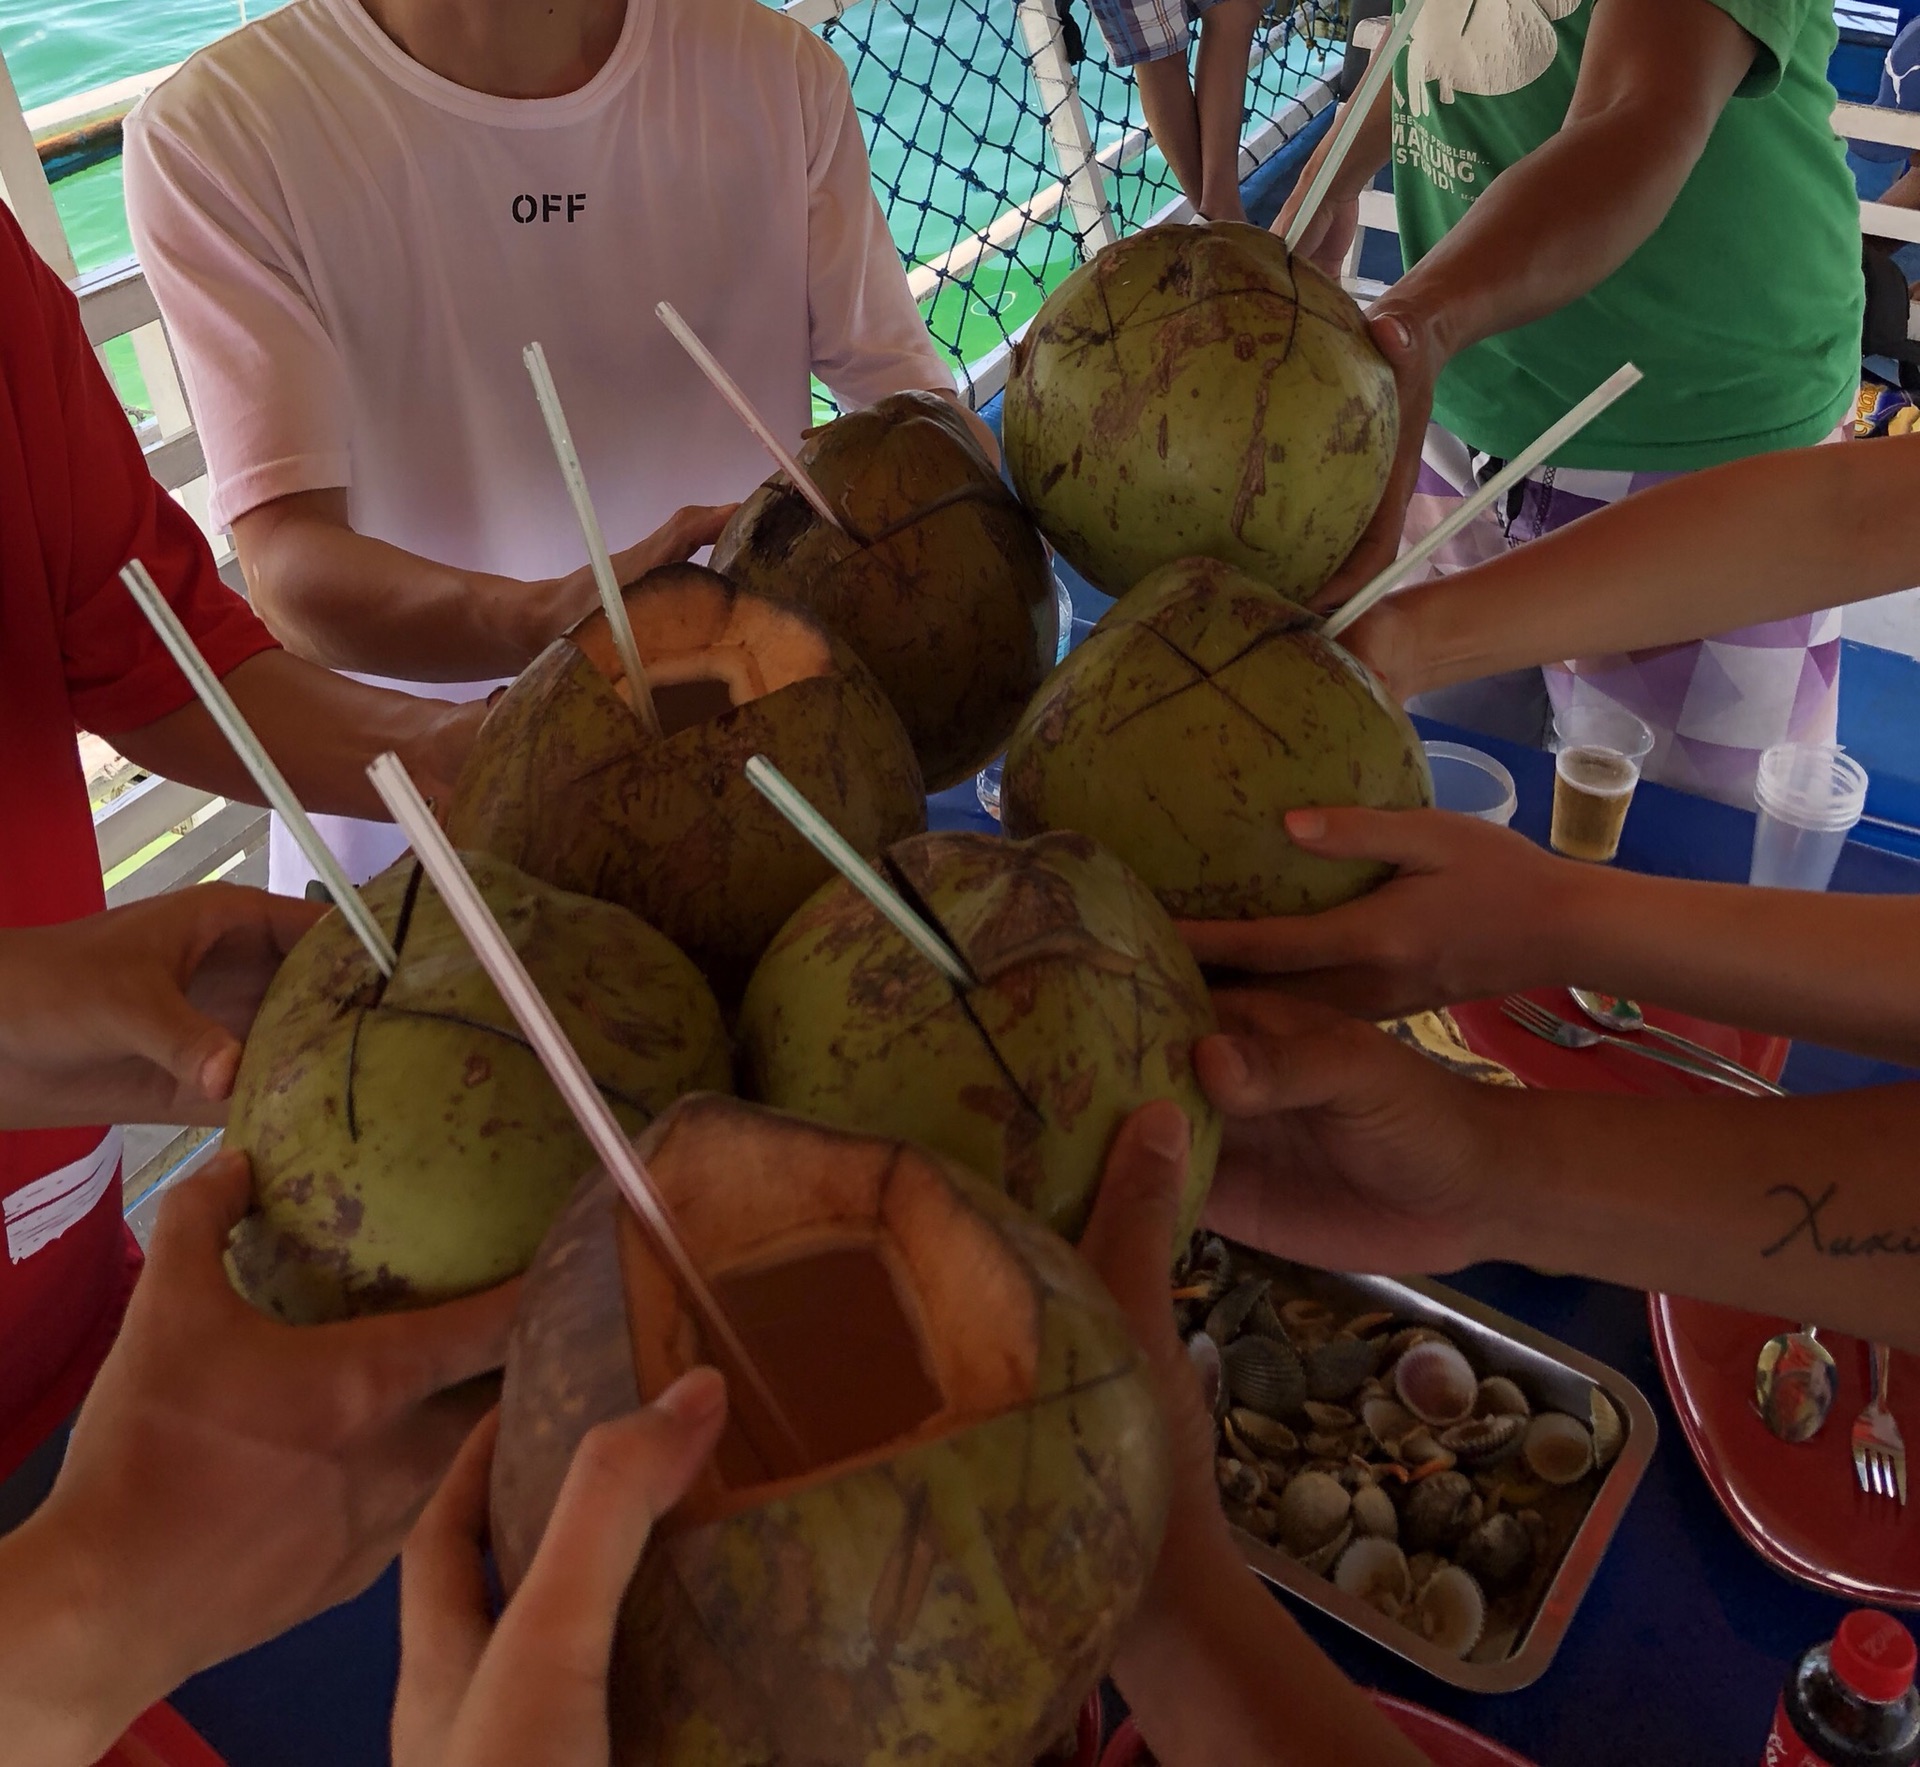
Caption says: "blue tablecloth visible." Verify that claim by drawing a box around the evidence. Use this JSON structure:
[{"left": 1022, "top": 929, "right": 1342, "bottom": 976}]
[{"left": 172, "top": 720, "right": 1920, "bottom": 1767}]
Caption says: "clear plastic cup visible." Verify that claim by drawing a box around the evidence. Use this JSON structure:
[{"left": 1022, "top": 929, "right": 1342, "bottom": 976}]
[
  {"left": 1749, "top": 743, "right": 1868, "bottom": 892},
  {"left": 1550, "top": 703, "right": 1653, "bottom": 863},
  {"left": 977, "top": 570, "right": 1075, "bottom": 820},
  {"left": 1422, "top": 741, "right": 1517, "bottom": 826}
]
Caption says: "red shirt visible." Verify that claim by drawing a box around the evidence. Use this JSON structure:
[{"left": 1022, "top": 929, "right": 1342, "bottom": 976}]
[{"left": 0, "top": 206, "right": 277, "bottom": 1481}]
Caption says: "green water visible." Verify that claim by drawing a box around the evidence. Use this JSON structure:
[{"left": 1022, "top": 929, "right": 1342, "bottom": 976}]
[{"left": 1, "top": 0, "right": 1330, "bottom": 400}]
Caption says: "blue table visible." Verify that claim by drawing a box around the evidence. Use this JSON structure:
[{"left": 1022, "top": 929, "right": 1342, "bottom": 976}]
[{"left": 173, "top": 720, "right": 1920, "bottom": 1767}]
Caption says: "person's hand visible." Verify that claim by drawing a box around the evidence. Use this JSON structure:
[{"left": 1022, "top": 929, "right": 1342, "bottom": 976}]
[
  {"left": 0, "top": 886, "right": 324, "bottom": 1130},
  {"left": 1271, "top": 187, "right": 1359, "bottom": 278},
  {"left": 392, "top": 1371, "right": 728, "bottom": 1767},
  {"left": 1, "top": 1152, "right": 519, "bottom": 1761},
  {"left": 1330, "top": 581, "right": 1429, "bottom": 702},
  {"left": 1196, "top": 990, "right": 1502, "bottom": 1276},
  {"left": 1313, "top": 305, "right": 1446, "bottom": 610},
  {"left": 408, "top": 697, "right": 492, "bottom": 819},
  {"left": 1179, "top": 807, "right": 1579, "bottom": 1019},
  {"left": 544, "top": 502, "right": 740, "bottom": 644}
]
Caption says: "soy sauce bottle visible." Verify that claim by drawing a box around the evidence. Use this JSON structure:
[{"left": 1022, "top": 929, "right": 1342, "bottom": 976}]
[{"left": 1765, "top": 1611, "right": 1920, "bottom": 1766}]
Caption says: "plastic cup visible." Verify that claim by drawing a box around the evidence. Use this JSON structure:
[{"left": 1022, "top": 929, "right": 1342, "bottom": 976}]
[
  {"left": 1549, "top": 703, "right": 1653, "bottom": 863},
  {"left": 1422, "top": 741, "right": 1517, "bottom": 826},
  {"left": 1748, "top": 743, "right": 1868, "bottom": 892}
]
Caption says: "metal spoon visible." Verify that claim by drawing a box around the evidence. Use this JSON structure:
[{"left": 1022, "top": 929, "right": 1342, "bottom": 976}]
[
  {"left": 1755, "top": 1325, "right": 1839, "bottom": 1443},
  {"left": 1569, "top": 989, "right": 1786, "bottom": 1096}
]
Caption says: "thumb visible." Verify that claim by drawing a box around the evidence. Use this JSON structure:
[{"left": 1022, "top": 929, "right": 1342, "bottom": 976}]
[
  {"left": 492, "top": 1369, "right": 728, "bottom": 1669},
  {"left": 1078, "top": 1102, "right": 1190, "bottom": 1333},
  {"left": 1369, "top": 308, "right": 1417, "bottom": 361},
  {"left": 1281, "top": 804, "right": 1448, "bottom": 868},
  {"left": 1194, "top": 1021, "right": 1366, "bottom": 1119},
  {"left": 146, "top": 1148, "right": 255, "bottom": 1281}
]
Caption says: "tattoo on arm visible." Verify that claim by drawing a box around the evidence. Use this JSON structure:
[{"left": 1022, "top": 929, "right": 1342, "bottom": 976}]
[{"left": 1762, "top": 1182, "right": 1920, "bottom": 1259}]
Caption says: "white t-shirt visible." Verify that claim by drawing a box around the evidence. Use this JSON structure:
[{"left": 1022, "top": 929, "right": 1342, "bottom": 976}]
[{"left": 125, "top": 0, "right": 952, "bottom": 891}]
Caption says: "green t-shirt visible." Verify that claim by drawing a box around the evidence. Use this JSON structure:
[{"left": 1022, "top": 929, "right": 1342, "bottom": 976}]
[{"left": 1391, "top": 0, "right": 1863, "bottom": 470}]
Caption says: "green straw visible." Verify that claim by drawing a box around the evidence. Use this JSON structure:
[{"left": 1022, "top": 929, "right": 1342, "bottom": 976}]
[
  {"left": 745, "top": 755, "right": 976, "bottom": 988},
  {"left": 120, "top": 561, "right": 396, "bottom": 976}
]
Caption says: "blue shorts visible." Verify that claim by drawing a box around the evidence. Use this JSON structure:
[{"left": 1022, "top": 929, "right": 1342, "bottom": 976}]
[{"left": 1085, "top": 0, "right": 1234, "bottom": 68}]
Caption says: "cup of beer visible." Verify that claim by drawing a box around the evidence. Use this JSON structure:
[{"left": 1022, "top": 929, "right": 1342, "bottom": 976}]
[{"left": 1550, "top": 704, "right": 1653, "bottom": 862}]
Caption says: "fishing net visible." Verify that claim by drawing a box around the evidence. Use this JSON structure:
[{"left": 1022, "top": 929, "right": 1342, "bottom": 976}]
[{"left": 811, "top": 0, "right": 1345, "bottom": 406}]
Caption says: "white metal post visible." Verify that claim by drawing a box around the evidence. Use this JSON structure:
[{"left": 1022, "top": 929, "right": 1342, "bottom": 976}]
[
  {"left": 1014, "top": 0, "right": 1118, "bottom": 259},
  {"left": 0, "top": 45, "right": 75, "bottom": 277}
]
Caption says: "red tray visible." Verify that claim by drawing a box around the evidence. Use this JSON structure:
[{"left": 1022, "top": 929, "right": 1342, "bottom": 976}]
[
  {"left": 1094, "top": 1694, "right": 1539, "bottom": 1767},
  {"left": 1451, "top": 990, "right": 1790, "bottom": 1096},
  {"left": 1650, "top": 1296, "right": 1920, "bottom": 1608},
  {"left": 96, "top": 1705, "right": 225, "bottom": 1767}
]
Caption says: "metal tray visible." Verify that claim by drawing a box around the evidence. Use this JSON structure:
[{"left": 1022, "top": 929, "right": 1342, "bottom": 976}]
[{"left": 1217, "top": 1248, "right": 1658, "bottom": 1694}]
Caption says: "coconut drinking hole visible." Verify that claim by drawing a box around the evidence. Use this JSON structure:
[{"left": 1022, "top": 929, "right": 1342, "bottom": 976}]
[{"left": 649, "top": 675, "right": 738, "bottom": 736}]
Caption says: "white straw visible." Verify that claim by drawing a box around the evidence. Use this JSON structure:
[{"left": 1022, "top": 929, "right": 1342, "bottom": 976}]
[
  {"left": 1284, "top": 0, "right": 1425, "bottom": 255},
  {"left": 655, "top": 302, "right": 847, "bottom": 535},
  {"left": 523, "top": 342, "right": 661, "bottom": 737},
  {"left": 745, "top": 756, "right": 976, "bottom": 989},
  {"left": 1322, "top": 362, "right": 1644, "bottom": 641},
  {"left": 120, "top": 561, "right": 395, "bottom": 976},
  {"left": 366, "top": 753, "right": 807, "bottom": 1471}
]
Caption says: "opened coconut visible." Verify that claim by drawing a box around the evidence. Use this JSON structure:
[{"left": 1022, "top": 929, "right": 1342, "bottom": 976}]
[
  {"left": 226, "top": 854, "right": 729, "bottom": 1323},
  {"left": 737, "top": 828, "right": 1220, "bottom": 1244},
  {"left": 492, "top": 1094, "right": 1168, "bottom": 1767},
  {"left": 710, "top": 390, "right": 1053, "bottom": 789},
  {"left": 445, "top": 564, "right": 924, "bottom": 1002},
  {"left": 1003, "top": 223, "right": 1397, "bottom": 601},
  {"left": 1002, "top": 557, "right": 1432, "bottom": 918}
]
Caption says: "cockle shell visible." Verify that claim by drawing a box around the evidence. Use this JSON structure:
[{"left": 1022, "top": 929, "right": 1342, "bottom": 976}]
[
  {"left": 1350, "top": 1482, "right": 1399, "bottom": 1540},
  {"left": 1590, "top": 1389, "right": 1625, "bottom": 1469},
  {"left": 1333, "top": 1537, "right": 1412, "bottom": 1618},
  {"left": 1218, "top": 1455, "right": 1266, "bottom": 1507},
  {"left": 1274, "top": 1469, "right": 1352, "bottom": 1557},
  {"left": 1226, "top": 1407, "right": 1301, "bottom": 1458},
  {"left": 1385, "top": 1326, "right": 1451, "bottom": 1362},
  {"left": 1437, "top": 1411, "right": 1526, "bottom": 1469},
  {"left": 1401, "top": 1470, "right": 1482, "bottom": 1554},
  {"left": 1306, "top": 1333, "right": 1382, "bottom": 1403},
  {"left": 1207, "top": 1276, "right": 1270, "bottom": 1344},
  {"left": 1523, "top": 1412, "right": 1595, "bottom": 1486},
  {"left": 1413, "top": 1566, "right": 1486, "bottom": 1659},
  {"left": 1362, "top": 1396, "right": 1419, "bottom": 1455},
  {"left": 1224, "top": 1333, "right": 1307, "bottom": 1418},
  {"left": 1393, "top": 1341, "right": 1478, "bottom": 1427},
  {"left": 1298, "top": 1523, "right": 1353, "bottom": 1576},
  {"left": 1455, "top": 1512, "right": 1534, "bottom": 1590},
  {"left": 1474, "top": 1376, "right": 1531, "bottom": 1421},
  {"left": 1281, "top": 1297, "right": 1339, "bottom": 1347},
  {"left": 1187, "top": 1331, "right": 1227, "bottom": 1420}
]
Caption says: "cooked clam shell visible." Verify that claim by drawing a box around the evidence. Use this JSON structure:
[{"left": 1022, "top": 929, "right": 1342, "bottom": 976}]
[
  {"left": 1590, "top": 1388, "right": 1625, "bottom": 1468},
  {"left": 1187, "top": 1330, "right": 1227, "bottom": 1421},
  {"left": 1522, "top": 1411, "right": 1595, "bottom": 1486},
  {"left": 1455, "top": 1511, "right": 1534, "bottom": 1590},
  {"left": 1437, "top": 1411, "right": 1527, "bottom": 1469},
  {"left": 1224, "top": 1332, "right": 1307, "bottom": 1418},
  {"left": 1226, "top": 1407, "right": 1300, "bottom": 1457},
  {"left": 1393, "top": 1340, "right": 1478, "bottom": 1427},
  {"left": 1333, "top": 1536, "right": 1411, "bottom": 1618},
  {"left": 1274, "top": 1469, "right": 1352, "bottom": 1557},
  {"left": 1306, "top": 1333, "right": 1383, "bottom": 1403},
  {"left": 1362, "top": 1396, "right": 1419, "bottom": 1455},
  {"left": 1207, "top": 1276, "right": 1270, "bottom": 1345},
  {"left": 1401, "top": 1470, "right": 1482, "bottom": 1554},
  {"left": 1473, "top": 1375, "right": 1532, "bottom": 1421},
  {"left": 1350, "top": 1482, "right": 1399, "bottom": 1540},
  {"left": 1414, "top": 1566, "right": 1487, "bottom": 1659}
]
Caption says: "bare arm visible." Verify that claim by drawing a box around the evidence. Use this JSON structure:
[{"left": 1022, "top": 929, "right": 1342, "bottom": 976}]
[
  {"left": 1184, "top": 809, "right": 1920, "bottom": 1068},
  {"left": 232, "top": 492, "right": 734, "bottom": 681},
  {"left": 1326, "top": 0, "right": 1764, "bottom": 597},
  {"left": 1198, "top": 995, "right": 1920, "bottom": 1355},
  {"left": 107, "top": 649, "right": 485, "bottom": 822},
  {"left": 1345, "top": 437, "right": 1920, "bottom": 700},
  {"left": 1270, "top": 80, "right": 1394, "bottom": 271}
]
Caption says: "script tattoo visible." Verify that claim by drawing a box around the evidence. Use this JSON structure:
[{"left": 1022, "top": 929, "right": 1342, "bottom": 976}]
[{"left": 1761, "top": 1182, "right": 1920, "bottom": 1259}]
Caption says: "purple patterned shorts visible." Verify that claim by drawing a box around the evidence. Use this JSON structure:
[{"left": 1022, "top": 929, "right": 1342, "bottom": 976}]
[
  {"left": 1400, "top": 423, "right": 1847, "bottom": 807},
  {"left": 1084, "top": 0, "right": 1233, "bottom": 67}
]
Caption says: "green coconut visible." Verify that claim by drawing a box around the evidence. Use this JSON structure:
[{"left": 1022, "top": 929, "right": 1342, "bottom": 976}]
[
  {"left": 710, "top": 390, "right": 1054, "bottom": 790},
  {"left": 445, "top": 564, "right": 925, "bottom": 1005},
  {"left": 225, "top": 854, "right": 730, "bottom": 1323},
  {"left": 491, "top": 1093, "right": 1169, "bottom": 1767},
  {"left": 1001, "top": 556, "right": 1432, "bottom": 919},
  {"left": 737, "top": 828, "right": 1220, "bottom": 1246},
  {"left": 1003, "top": 222, "right": 1397, "bottom": 601}
]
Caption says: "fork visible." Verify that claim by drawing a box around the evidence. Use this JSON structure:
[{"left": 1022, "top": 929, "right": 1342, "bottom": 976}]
[
  {"left": 1499, "top": 996, "right": 1776, "bottom": 1096},
  {"left": 1852, "top": 1342, "right": 1907, "bottom": 1506}
]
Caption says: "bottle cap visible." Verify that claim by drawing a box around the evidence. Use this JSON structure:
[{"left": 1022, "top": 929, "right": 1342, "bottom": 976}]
[{"left": 1834, "top": 1610, "right": 1917, "bottom": 1704}]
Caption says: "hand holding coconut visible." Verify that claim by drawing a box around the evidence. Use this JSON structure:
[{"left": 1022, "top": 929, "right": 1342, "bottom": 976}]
[
  {"left": 0, "top": 885, "right": 322, "bottom": 1130},
  {"left": 394, "top": 1379, "right": 728, "bottom": 1767},
  {"left": 0, "top": 1151, "right": 518, "bottom": 1767}
]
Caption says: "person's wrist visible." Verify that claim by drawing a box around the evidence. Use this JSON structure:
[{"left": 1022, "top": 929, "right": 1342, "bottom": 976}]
[{"left": 1515, "top": 848, "right": 1612, "bottom": 987}]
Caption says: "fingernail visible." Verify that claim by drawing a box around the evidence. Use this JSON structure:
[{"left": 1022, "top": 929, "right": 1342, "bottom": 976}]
[
  {"left": 1376, "top": 313, "right": 1413, "bottom": 353},
  {"left": 1139, "top": 1103, "right": 1190, "bottom": 1162},
  {"left": 1285, "top": 809, "right": 1327, "bottom": 842},
  {"left": 658, "top": 1366, "right": 727, "bottom": 1427}
]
